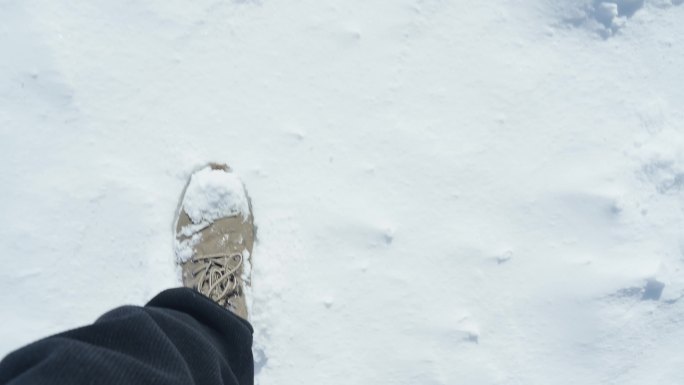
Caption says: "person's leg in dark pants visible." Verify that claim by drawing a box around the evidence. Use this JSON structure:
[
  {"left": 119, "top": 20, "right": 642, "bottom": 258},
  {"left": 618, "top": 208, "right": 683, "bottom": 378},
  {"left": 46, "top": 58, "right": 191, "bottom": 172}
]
[
  {"left": 0, "top": 288, "right": 254, "bottom": 385},
  {"left": 1, "top": 164, "right": 257, "bottom": 384}
]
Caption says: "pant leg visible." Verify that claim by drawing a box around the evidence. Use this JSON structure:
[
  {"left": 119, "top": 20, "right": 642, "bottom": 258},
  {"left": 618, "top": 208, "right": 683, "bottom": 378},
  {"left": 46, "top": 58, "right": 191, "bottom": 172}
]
[{"left": 0, "top": 288, "right": 254, "bottom": 385}]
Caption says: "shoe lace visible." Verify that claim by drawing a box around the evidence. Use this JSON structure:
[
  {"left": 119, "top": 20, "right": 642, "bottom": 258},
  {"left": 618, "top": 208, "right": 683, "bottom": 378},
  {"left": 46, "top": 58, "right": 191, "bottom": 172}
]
[{"left": 191, "top": 253, "right": 244, "bottom": 305}]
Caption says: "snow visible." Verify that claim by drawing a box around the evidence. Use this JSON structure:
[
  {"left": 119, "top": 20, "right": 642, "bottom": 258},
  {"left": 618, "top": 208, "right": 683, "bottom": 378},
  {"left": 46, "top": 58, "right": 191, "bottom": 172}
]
[
  {"left": 174, "top": 232, "right": 201, "bottom": 264},
  {"left": 2, "top": 0, "right": 684, "bottom": 384},
  {"left": 181, "top": 166, "right": 250, "bottom": 225}
]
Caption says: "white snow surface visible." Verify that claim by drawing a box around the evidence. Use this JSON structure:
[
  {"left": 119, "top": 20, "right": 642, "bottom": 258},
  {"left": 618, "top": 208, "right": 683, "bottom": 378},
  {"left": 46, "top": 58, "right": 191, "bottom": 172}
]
[
  {"left": 175, "top": 232, "right": 201, "bottom": 264},
  {"left": 2, "top": 1, "right": 684, "bottom": 384},
  {"left": 181, "top": 166, "right": 250, "bottom": 225}
]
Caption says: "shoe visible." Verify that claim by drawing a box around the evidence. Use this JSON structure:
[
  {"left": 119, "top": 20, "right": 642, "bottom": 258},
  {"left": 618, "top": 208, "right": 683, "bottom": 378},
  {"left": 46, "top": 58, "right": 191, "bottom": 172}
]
[{"left": 174, "top": 163, "right": 255, "bottom": 320}]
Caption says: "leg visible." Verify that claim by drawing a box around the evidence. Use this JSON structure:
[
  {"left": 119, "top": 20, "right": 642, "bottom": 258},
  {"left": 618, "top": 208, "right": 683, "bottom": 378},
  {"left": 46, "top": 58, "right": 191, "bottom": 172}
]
[
  {"left": 0, "top": 288, "right": 253, "bottom": 385},
  {"left": 2, "top": 163, "right": 256, "bottom": 384}
]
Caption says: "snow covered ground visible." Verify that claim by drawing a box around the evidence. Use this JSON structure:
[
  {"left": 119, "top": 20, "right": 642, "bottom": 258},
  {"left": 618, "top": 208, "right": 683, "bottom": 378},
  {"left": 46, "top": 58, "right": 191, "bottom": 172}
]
[{"left": 2, "top": 0, "right": 684, "bottom": 383}]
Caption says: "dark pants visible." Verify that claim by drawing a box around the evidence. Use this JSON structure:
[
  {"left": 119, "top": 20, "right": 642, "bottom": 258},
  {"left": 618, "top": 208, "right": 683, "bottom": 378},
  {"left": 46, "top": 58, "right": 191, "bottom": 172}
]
[{"left": 0, "top": 288, "right": 254, "bottom": 385}]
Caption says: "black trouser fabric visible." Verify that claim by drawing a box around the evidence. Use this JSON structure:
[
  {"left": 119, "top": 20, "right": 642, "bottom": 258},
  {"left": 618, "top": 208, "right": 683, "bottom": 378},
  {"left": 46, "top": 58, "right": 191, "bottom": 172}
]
[{"left": 0, "top": 288, "right": 254, "bottom": 385}]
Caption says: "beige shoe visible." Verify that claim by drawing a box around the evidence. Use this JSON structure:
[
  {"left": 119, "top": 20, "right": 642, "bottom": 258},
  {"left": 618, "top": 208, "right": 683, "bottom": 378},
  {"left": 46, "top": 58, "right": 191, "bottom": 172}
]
[{"left": 174, "top": 163, "right": 254, "bottom": 320}]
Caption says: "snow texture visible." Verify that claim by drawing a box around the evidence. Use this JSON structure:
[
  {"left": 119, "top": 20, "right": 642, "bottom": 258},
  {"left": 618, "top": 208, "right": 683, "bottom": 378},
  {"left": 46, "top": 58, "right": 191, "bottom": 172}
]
[
  {"left": 181, "top": 166, "right": 250, "bottom": 225},
  {"left": 556, "top": 0, "right": 683, "bottom": 37},
  {"left": 2, "top": 1, "right": 684, "bottom": 384},
  {"left": 175, "top": 232, "right": 201, "bottom": 264}
]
